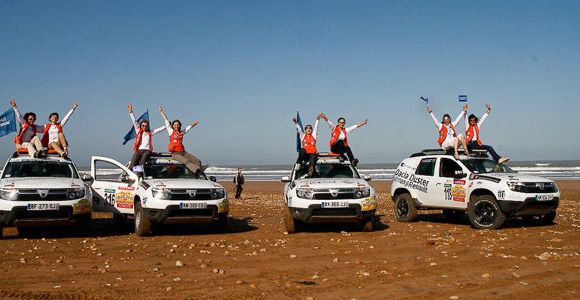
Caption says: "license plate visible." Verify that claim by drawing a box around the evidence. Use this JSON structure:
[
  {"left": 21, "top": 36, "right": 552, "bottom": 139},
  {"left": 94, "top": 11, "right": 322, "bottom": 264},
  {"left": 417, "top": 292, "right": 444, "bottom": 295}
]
[
  {"left": 27, "top": 203, "right": 60, "bottom": 211},
  {"left": 179, "top": 202, "right": 207, "bottom": 209},
  {"left": 536, "top": 194, "right": 554, "bottom": 201},
  {"left": 321, "top": 201, "right": 349, "bottom": 208}
]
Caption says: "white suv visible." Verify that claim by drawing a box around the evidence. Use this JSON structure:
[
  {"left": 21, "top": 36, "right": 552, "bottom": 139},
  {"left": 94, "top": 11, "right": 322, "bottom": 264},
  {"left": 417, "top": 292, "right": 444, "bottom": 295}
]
[
  {"left": 282, "top": 154, "right": 377, "bottom": 233},
  {"left": 390, "top": 149, "right": 560, "bottom": 229},
  {"left": 0, "top": 152, "right": 93, "bottom": 237},
  {"left": 90, "top": 153, "right": 229, "bottom": 236}
]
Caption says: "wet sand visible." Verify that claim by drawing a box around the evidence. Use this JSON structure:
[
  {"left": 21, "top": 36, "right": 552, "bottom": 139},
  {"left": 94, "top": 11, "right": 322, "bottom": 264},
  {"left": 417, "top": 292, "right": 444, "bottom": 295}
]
[{"left": 0, "top": 181, "right": 579, "bottom": 299}]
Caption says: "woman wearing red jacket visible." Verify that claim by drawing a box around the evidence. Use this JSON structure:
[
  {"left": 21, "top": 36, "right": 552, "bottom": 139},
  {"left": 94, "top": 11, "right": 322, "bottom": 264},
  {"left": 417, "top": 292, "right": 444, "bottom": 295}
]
[{"left": 159, "top": 106, "right": 202, "bottom": 174}]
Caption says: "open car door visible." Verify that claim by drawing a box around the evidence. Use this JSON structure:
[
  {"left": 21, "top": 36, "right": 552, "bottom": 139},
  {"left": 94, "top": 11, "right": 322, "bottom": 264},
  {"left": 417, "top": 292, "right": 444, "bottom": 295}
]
[{"left": 90, "top": 156, "right": 139, "bottom": 215}]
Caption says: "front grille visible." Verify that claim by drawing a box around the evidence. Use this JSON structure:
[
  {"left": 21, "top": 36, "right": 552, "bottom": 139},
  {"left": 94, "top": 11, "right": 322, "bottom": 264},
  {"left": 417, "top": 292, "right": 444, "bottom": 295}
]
[
  {"left": 312, "top": 188, "right": 357, "bottom": 200},
  {"left": 16, "top": 189, "right": 68, "bottom": 201},
  {"left": 520, "top": 182, "right": 557, "bottom": 193},
  {"left": 168, "top": 189, "right": 213, "bottom": 200},
  {"left": 311, "top": 208, "right": 357, "bottom": 216}
]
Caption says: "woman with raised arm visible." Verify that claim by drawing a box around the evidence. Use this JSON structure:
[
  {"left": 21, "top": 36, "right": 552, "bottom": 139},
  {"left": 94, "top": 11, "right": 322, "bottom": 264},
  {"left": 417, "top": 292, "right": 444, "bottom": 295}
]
[
  {"left": 159, "top": 106, "right": 202, "bottom": 174},
  {"left": 322, "top": 114, "right": 368, "bottom": 167},
  {"left": 464, "top": 104, "right": 509, "bottom": 164},
  {"left": 427, "top": 104, "right": 469, "bottom": 159},
  {"left": 10, "top": 99, "right": 45, "bottom": 158},
  {"left": 40, "top": 101, "right": 79, "bottom": 158},
  {"left": 292, "top": 113, "right": 322, "bottom": 176},
  {"left": 127, "top": 103, "right": 165, "bottom": 175}
]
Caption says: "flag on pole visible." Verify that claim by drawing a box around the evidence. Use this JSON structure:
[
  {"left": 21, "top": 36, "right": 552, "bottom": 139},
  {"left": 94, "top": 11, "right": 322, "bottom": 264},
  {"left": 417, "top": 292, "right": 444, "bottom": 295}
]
[
  {"left": 0, "top": 108, "right": 17, "bottom": 138},
  {"left": 122, "top": 110, "right": 149, "bottom": 145},
  {"left": 458, "top": 95, "right": 468, "bottom": 102},
  {"left": 295, "top": 111, "right": 304, "bottom": 153},
  {"left": 420, "top": 96, "right": 429, "bottom": 103}
]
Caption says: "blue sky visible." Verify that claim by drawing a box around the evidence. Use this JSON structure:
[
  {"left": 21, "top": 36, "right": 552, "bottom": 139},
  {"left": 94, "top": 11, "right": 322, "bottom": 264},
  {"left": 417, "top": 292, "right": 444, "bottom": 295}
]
[{"left": 1, "top": 0, "right": 579, "bottom": 166}]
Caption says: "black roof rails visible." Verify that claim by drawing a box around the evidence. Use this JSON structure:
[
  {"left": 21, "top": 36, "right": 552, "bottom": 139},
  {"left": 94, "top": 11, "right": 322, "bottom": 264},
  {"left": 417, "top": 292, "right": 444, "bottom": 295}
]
[
  {"left": 149, "top": 152, "right": 173, "bottom": 158},
  {"left": 410, "top": 149, "right": 489, "bottom": 158}
]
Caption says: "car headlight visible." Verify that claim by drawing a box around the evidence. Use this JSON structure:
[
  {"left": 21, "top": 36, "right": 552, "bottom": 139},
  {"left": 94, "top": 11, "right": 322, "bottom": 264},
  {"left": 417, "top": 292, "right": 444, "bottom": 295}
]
[
  {"left": 355, "top": 187, "right": 371, "bottom": 198},
  {"left": 67, "top": 187, "right": 86, "bottom": 199},
  {"left": 507, "top": 181, "right": 525, "bottom": 192},
  {"left": 0, "top": 188, "right": 19, "bottom": 201},
  {"left": 211, "top": 188, "right": 225, "bottom": 199},
  {"left": 296, "top": 188, "right": 314, "bottom": 199},
  {"left": 152, "top": 188, "right": 171, "bottom": 199}
]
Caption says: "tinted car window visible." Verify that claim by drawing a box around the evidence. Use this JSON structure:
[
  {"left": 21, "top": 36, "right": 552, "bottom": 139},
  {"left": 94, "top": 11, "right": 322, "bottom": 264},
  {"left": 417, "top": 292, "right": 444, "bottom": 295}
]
[
  {"left": 416, "top": 158, "right": 436, "bottom": 176},
  {"left": 440, "top": 158, "right": 463, "bottom": 178}
]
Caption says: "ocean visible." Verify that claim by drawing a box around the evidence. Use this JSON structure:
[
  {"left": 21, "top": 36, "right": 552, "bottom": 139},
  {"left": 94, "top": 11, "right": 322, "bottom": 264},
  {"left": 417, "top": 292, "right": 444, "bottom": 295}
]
[{"left": 73, "top": 160, "right": 580, "bottom": 182}]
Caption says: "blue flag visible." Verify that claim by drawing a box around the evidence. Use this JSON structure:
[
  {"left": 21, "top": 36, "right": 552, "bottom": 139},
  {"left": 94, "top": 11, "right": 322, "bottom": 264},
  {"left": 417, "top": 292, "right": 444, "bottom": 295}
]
[
  {"left": 122, "top": 110, "right": 149, "bottom": 145},
  {"left": 295, "top": 111, "right": 304, "bottom": 152},
  {"left": 0, "top": 108, "right": 17, "bottom": 138},
  {"left": 458, "top": 95, "right": 468, "bottom": 102}
]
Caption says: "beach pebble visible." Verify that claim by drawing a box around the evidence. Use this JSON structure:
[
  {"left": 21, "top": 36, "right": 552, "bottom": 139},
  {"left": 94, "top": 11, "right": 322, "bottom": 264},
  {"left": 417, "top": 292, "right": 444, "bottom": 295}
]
[
  {"left": 481, "top": 273, "right": 492, "bottom": 279},
  {"left": 176, "top": 261, "right": 184, "bottom": 267},
  {"left": 538, "top": 252, "right": 551, "bottom": 261}
]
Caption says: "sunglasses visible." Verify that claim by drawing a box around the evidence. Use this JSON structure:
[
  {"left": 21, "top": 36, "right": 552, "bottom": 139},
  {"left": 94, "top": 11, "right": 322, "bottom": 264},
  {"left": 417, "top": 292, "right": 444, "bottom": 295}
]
[{"left": 338, "top": 121, "right": 345, "bottom": 124}]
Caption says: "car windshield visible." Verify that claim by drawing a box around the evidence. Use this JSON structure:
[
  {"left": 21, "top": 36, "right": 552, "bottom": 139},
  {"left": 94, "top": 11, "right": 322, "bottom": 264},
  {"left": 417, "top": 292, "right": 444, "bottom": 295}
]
[
  {"left": 461, "top": 159, "right": 516, "bottom": 174},
  {"left": 294, "top": 163, "right": 359, "bottom": 179},
  {"left": 144, "top": 163, "right": 206, "bottom": 179},
  {"left": 2, "top": 160, "right": 79, "bottom": 178}
]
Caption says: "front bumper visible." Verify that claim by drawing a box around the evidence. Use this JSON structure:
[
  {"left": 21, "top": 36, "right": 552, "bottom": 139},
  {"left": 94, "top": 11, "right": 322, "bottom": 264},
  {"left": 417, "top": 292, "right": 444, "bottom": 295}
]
[
  {"left": 143, "top": 205, "right": 227, "bottom": 224},
  {"left": 0, "top": 204, "right": 91, "bottom": 227},
  {"left": 289, "top": 204, "right": 375, "bottom": 224},
  {"left": 498, "top": 197, "right": 559, "bottom": 217}
]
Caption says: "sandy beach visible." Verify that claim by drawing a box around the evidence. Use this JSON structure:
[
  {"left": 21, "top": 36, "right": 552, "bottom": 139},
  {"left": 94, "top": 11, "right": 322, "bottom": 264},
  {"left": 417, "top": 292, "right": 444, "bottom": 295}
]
[{"left": 0, "top": 180, "right": 578, "bottom": 299}]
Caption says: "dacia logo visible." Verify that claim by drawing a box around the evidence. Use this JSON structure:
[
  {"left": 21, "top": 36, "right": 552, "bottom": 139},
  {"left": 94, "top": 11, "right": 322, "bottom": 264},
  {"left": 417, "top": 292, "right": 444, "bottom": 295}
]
[
  {"left": 329, "top": 189, "right": 339, "bottom": 198},
  {"left": 187, "top": 189, "right": 197, "bottom": 198},
  {"left": 37, "top": 189, "right": 49, "bottom": 198}
]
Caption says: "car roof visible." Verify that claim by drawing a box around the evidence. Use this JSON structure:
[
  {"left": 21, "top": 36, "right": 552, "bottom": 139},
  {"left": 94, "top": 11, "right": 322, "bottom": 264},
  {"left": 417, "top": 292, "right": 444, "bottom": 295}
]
[{"left": 9, "top": 156, "right": 72, "bottom": 163}]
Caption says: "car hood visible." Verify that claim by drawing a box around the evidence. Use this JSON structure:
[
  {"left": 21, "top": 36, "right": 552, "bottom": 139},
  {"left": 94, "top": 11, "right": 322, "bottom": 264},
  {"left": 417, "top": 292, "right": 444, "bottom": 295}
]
[
  {"left": 293, "top": 178, "right": 370, "bottom": 189},
  {"left": 1, "top": 177, "right": 85, "bottom": 189},
  {"left": 144, "top": 178, "right": 224, "bottom": 190},
  {"left": 475, "top": 173, "right": 555, "bottom": 183}
]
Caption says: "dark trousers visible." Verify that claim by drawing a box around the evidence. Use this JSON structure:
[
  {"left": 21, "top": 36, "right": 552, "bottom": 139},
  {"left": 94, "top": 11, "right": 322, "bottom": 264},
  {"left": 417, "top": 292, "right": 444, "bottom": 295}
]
[
  {"left": 129, "top": 149, "right": 151, "bottom": 171},
  {"left": 331, "top": 140, "right": 355, "bottom": 161},
  {"left": 235, "top": 185, "right": 243, "bottom": 199},
  {"left": 296, "top": 149, "right": 317, "bottom": 167},
  {"left": 467, "top": 141, "right": 501, "bottom": 162}
]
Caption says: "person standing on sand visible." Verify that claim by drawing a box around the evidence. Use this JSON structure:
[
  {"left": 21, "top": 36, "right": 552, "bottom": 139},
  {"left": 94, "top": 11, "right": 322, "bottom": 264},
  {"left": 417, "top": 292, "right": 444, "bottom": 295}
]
[
  {"left": 464, "top": 104, "right": 510, "bottom": 164},
  {"left": 427, "top": 104, "right": 469, "bottom": 159},
  {"left": 234, "top": 168, "right": 245, "bottom": 199}
]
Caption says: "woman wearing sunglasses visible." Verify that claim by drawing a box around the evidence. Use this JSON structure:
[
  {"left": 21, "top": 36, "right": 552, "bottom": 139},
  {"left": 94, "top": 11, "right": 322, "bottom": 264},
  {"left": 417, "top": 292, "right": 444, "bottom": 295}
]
[
  {"left": 159, "top": 106, "right": 202, "bottom": 174},
  {"left": 40, "top": 101, "right": 79, "bottom": 158},
  {"left": 322, "top": 114, "right": 368, "bottom": 167},
  {"left": 127, "top": 103, "right": 165, "bottom": 175},
  {"left": 292, "top": 113, "right": 323, "bottom": 176},
  {"left": 464, "top": 104, "right": 509, "bottom": 164},
  {"left": 10, "top": 99, "right": 45, "bottom": 158},
  {"left": 427, "top": 104, "right": 469, "bottom": 159}
]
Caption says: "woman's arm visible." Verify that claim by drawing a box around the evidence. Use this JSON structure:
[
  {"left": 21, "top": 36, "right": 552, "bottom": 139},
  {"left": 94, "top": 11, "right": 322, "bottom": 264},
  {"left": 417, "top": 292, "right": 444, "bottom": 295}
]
[
  {"left": 478, "top": 104, "right": 490, "bottom": 128},
  {"left": 346, "top": 119, "right": 368, "bottom": 133},
  {"left": 184, "top": 120, "right": 199, "bottom": 134},
  {"left": 151, "top": 126, "right": 166, "bottom": 135},
  {"left": 292, "top": 117, "right": 304, "bottom": 135},
  {"left": 127, "top": 103, "right": 139, "bottom": 132},
  {"left": 60, "top": 101, "right": 79, "bottom": 127},
  {"left": 452, "top": 104, "right": 468, "bottom": 127},
  {"left": 427, "top": 106, "right": 442, "bottom": 129},
  {"left": 159, "top": 106, "right": 173, "bottom": 135},
  {"left": 10, "top": 99, "right": 25, "bottom": 126}
]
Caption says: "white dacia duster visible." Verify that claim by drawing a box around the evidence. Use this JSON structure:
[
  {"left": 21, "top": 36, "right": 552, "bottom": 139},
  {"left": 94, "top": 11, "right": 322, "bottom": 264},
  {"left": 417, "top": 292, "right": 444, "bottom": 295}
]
[
  {"left": 282, "top": 154, "right": 377, "bottom": 233},
  {"left": 90, "top": 153, "right": 229, "bottom": 236},
  {"left": 390, "top": 149, "right": 560, "bottom": 229},
  {"left": 0, "top": 152, "right": 93, "bottom": 237}
]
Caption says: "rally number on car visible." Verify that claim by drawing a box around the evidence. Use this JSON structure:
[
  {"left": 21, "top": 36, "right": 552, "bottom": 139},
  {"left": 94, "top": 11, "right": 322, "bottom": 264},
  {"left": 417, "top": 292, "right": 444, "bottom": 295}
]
[
  {"left": 179, "top": 202, "right": 208, "bottom": 209},
  {"left": 27, "top": 203, "right": 59, "bottom": 211},
  {"left": 321, "top": 201, "right": 349, "bottom": 208}
]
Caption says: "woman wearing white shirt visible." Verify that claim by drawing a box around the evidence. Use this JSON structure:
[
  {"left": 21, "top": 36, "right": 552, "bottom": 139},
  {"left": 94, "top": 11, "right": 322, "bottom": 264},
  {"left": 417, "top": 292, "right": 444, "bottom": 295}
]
[
  {"left": 40, "top": 102, "right": 79, "bottom": 158},
  {"left": 323, "top": 114, "right": 368, "bottom": 167},
  {"left": 127, "top": 103, "right": 165, "bottom": 175},
  {"left": 427, "top": 104, "right": 469, "bottom": 159}
]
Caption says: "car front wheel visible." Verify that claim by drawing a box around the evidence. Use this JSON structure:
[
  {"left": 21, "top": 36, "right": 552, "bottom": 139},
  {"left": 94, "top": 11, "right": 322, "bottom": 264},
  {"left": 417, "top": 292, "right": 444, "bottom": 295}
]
[
  {"left": 467, "top": 195, "right": 506, "bottom": 229},
  {"left": 134, "top": 201, "right": 152, "bottom": 237},
  {"left": 284, "top": 206, "right": 298, "bottom": 234}
]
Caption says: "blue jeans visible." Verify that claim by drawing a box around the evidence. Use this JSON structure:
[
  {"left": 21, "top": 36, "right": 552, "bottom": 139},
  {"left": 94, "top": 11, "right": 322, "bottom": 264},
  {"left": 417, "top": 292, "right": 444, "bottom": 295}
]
[{"left": 467, "top": 141, "right": 501, "bottom": 162}]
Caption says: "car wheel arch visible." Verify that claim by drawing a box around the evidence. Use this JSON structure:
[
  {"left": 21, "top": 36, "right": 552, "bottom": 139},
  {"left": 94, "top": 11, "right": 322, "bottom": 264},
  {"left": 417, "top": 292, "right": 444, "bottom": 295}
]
[
  {"left": 469, "top": 188, "right": 496, "bottom": 203},
  {"left": 392, "top": 188, "right": 412, "bottom": 201}
]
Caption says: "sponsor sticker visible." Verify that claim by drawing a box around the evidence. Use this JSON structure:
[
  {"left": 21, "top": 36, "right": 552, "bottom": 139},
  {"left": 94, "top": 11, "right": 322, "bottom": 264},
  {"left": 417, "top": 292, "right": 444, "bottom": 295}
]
[
  {"left": 451, "top": 185, "right": 466, "bottom": 202},
  {"left": 497, "top": 190, "right": 505, "bottom": 200},
  {"left": 453, "top": 179, "right": 466, "bottom": 185},
  {"left": 361, "top": 197, "right": 377, "bottom": 211},
  {"left": 218, "top": 199, "right": 229, "bottom": 213},
  {"left": 115, "top": 190, "right": 134, "bottom": 209}
]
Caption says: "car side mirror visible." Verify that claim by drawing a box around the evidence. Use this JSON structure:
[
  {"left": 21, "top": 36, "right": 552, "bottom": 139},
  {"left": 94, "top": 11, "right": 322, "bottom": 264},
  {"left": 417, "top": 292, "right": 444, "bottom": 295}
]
[
  {"left": 209, "top": 176, "right": 217, "bottom": 182},
  {"left": 81, "top": 173, "right": 94, "bottom": 184},
  {"left": 281, "top": 176, "right": 291, "bottom": 182},
  {"left": 362, "top": 174, "right": 372, "bottom": 181},
  {"left": 454, "top": 170, "right": 467, "bottom": 179}
]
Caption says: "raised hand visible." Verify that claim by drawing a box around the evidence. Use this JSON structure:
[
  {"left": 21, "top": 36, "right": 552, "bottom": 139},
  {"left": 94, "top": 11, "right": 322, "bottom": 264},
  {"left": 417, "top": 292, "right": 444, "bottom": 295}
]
[
  {"left": 463, "top": 104, "right": 469, "bottom": 112},
  {"left": 192, "top": 120, "right": 199, "bottom": 127},
  {"left": 127, "top": 103, "right": 133, "bottom": 113},
  {"left": 292, "top": 117, "right": 297, "bottom": 124},
  {"left": 485, "top": 103, "right": 491, "bottom": 113},
  {"left": 426, "top": 106, "right": 432, "bottom": 113},
  {"left": 159, "top": 105, "right": 164, "bottom": 112},
  {"left": 9, "top": 98, "right": 17, "bottom": 107},
  {"left": 359, "top": 119, "right": 368, "bottom": 127},
  {"left": 72, "top": 101, "right": 79, "bottom": 110}
]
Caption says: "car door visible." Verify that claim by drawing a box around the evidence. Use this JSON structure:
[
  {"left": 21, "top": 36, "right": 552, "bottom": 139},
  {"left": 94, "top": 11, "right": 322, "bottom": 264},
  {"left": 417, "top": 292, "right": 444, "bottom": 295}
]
[
  {"left": 411, "top": 157, "right": 441, "bottom": 207},
  {"left": 435, "top": 157, "right": 469, "bottom": 209},
  {"left": 90, "top": 156, "right": 138, "bottom": 215}
]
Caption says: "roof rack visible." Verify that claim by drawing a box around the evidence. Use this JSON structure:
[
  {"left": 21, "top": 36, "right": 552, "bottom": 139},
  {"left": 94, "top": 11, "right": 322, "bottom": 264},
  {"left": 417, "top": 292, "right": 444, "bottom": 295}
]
[
  {"left": 410, "top": 148, "right": 489, "bottom": 158},
  {"left": 317, "top": 152, "right": 342, "bottom": 158},
  {"left": 149, "top": 152, "right": 173, "bottom": 158},
  {"left": 12, "top": 149, "right": 67, "bottom": 159}
]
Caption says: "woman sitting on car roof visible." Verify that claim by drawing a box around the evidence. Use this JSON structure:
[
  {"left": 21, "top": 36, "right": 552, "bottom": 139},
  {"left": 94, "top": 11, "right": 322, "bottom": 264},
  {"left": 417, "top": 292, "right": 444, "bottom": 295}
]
[
  {"left": 41, "top": 101, "right": 79, "bottom": 158},
  {"left": 159, "top": 106, "right": 202, "bottom": 174},
  {"left": 463, "top": 104, "right": 509, "bottom": 164},
  {"left": 127, "top": 103, "right": 165, "bottom": 176},
  {"left": 10, "top": 99, "right": 45, "bottom": 158},
  {"left": 322, "top": 113, "right": 368, "bottom": 167},
  {"left": 427, "top": 103, "right": 470, "bottom": 159},
  {"left": 292, "top": 113, "right": 323, "bottom": 177}
]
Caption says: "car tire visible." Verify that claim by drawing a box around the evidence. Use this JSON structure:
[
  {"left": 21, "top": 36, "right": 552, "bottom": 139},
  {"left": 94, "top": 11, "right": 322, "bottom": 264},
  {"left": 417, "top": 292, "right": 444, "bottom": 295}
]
[
  {"left": 134, "top": 201, "right": 152, "bottom": 237},
  {"left": 467, "top": 194, "right": 506, "bottom": 229},
  {"left": 361, "top": 216, "right": 375, "bottom": 232},
  {"left": 284, "top": 206, "right": 298, "bottom": 234},
  {"left": 442, "top": 209, "right": 465, "bottom": 221},
  {"left": 523, "top": 211, "right": 557, "bottom": 226},
  {"left": 0, "top": 224, "right": 3, "bottom": 239},
  {"left": 394, "top": 193, "right": 417, "bottom": 222}
]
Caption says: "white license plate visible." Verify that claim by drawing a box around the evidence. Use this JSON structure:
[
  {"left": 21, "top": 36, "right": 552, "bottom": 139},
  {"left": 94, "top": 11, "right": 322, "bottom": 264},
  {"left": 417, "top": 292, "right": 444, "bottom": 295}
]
[
  {"left": 536, "top": 194, "right": 554, "bottom": 201},
  {"left": 179, "top": 202, "right": 208, "bottom": 209},
  {"left": 321, "top": 201, "right": 349, "bottom": 208},
  {"left": 27, "top": 203, "right": 60, "bottom": 211}
]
